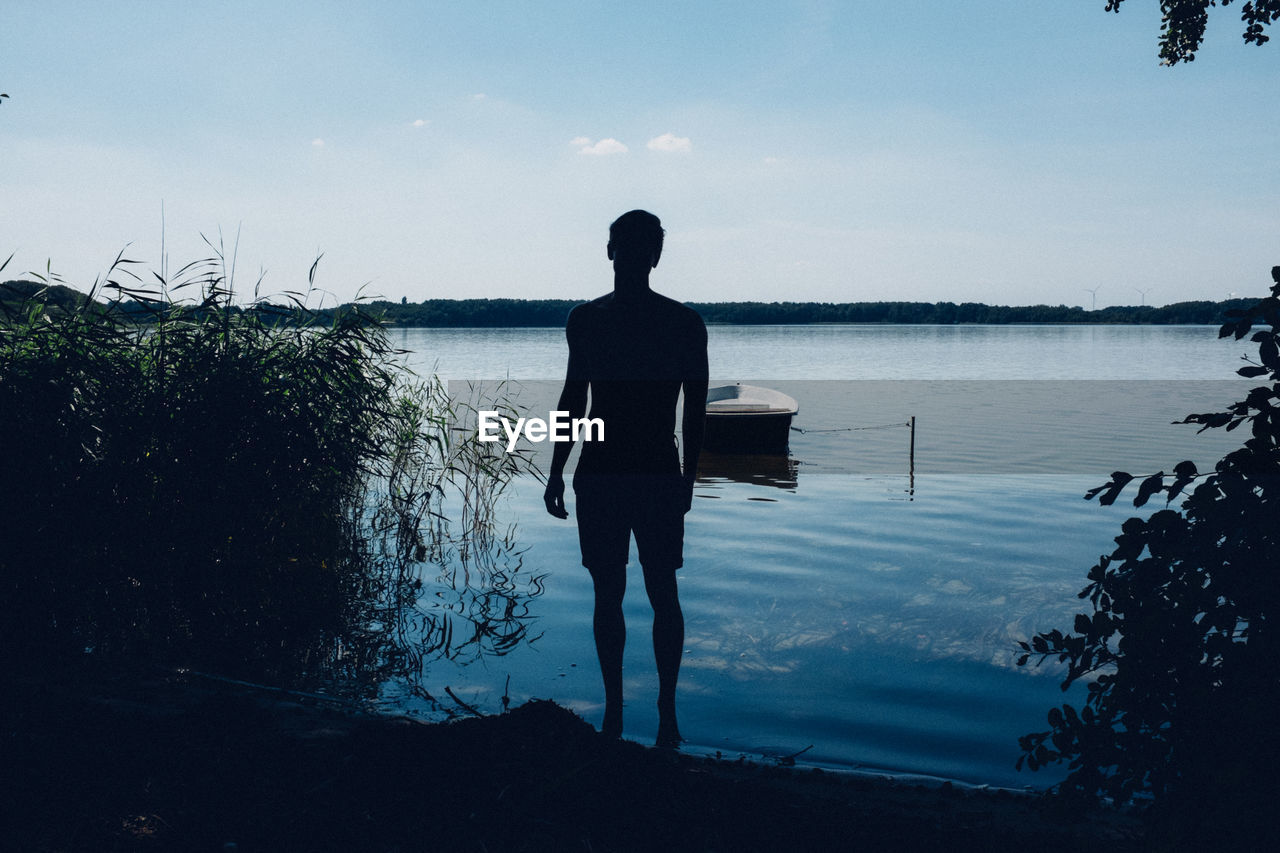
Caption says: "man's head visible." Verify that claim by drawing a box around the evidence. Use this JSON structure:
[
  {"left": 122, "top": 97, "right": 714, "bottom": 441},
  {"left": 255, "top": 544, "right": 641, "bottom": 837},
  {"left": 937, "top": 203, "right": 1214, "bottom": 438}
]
[{"left": 608, "top": 210, "right": 664, "bottom": 270}]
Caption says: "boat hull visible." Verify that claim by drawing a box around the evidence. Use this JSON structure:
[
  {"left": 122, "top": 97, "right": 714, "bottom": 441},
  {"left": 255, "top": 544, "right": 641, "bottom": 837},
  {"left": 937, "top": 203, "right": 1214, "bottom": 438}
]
[{"left": 703, "top": 412, "right": 794, "bottom": 454}]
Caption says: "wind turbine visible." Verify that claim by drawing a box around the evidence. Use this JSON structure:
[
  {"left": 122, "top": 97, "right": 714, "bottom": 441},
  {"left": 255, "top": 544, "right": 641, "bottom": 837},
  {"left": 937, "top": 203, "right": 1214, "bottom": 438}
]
[
  {"left": 1134, "top": 287, "right": 1152, "bottom": 306},
  {"left": 1084, "top": 286, "right": 1100, "bottom": 310}
]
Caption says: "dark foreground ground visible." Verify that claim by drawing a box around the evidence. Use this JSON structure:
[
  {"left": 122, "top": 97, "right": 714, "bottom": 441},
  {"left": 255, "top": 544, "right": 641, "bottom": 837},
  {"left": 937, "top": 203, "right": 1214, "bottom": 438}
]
[{"left": 3, "top": 661, "right": 1142, "bottom": 852}]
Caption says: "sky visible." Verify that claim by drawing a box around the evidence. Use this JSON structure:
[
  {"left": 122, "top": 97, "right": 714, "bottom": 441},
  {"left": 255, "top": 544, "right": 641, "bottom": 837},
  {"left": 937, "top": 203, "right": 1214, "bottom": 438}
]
[{"left": 3, "top": 1, "right": 1277, "bottom": 308}]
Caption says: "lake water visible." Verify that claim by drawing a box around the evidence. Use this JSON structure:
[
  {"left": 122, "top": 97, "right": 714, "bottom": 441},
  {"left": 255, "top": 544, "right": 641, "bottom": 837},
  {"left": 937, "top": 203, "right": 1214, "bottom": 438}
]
[{"left": 376, "top": 324, "right": 1255, "bottom": 789}]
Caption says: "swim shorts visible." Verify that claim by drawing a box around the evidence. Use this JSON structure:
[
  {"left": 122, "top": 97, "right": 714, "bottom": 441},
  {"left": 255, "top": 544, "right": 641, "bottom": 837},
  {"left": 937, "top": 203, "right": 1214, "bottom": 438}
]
[{"left": 572, "top": 472, "right": 686, "bottom": 570}]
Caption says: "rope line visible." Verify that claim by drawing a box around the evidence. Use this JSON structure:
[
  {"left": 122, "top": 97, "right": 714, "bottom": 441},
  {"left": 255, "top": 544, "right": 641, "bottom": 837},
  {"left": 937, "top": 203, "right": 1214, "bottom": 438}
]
[{"left": 790, "top": 421, "right": 911, "bottom": 434}]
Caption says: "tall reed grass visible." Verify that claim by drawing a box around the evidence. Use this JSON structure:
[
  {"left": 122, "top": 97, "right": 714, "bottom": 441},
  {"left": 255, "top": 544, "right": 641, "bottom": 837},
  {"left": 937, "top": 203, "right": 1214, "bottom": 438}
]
[{"left": 0, "top": 249, "right": 535, "bottom": 695}]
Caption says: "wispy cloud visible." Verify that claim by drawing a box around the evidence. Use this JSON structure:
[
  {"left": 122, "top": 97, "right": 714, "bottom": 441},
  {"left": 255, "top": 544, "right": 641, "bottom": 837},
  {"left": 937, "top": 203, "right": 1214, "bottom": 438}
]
[
  {"left": 311, "top": 138, "right": 325, "bottom": 147},
  {"left": 412, "top": 118, "right": 427, "bottom": 127},
  {"left": 647, "top": 132, "right": 691, "bottom": 153},
  {"left": 574, "top": 137, "right": 628, "bottom": 155}
]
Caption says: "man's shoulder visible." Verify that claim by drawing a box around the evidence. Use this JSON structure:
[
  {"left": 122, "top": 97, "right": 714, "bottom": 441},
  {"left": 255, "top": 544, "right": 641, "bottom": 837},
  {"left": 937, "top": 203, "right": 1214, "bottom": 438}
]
[
  {"left": 649, "top": 291, "right": 705, "bottom": 327},
  {"left": 566, "top": 294, "right": 612, "bottom": 330},
  {"left": 580, "top": 294, "right": 615, "bottom": 309}
]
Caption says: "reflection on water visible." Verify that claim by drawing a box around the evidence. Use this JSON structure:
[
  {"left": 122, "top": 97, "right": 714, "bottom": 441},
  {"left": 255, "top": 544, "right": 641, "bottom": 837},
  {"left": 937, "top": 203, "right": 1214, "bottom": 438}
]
[
  {"left": 301, "top": 491, "right": 547, "bottom": 710},
  {"left": 697, "top": 452, "right": 798, "bottom": 490},
  {"left": 676, "top": 472, "right": 1114, "bottom": 786},
  {"left": 376, "top": 472, "right": 1141, "bottom": 788},
  {"left": 409, "top": 527, "right": 544, "bottom": 665}
]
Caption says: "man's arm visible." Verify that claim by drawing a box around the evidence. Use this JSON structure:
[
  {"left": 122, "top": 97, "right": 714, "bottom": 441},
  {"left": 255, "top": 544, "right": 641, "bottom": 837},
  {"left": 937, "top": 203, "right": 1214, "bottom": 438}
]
[
  {"left": 544, "top": 311, "right": 588, "bottom": 519},
  {"left": 544, "top": 374, "right": 586, "bottom": 518},
  {"left": 679, "top": 316, "right": 709, "bottom": 513}
]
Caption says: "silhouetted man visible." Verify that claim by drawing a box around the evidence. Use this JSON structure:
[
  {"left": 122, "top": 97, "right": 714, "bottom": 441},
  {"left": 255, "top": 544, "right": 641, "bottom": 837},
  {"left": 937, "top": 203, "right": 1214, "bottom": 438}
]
[{"left": 544, "top": 210, "right": 708, "bottom": 747}]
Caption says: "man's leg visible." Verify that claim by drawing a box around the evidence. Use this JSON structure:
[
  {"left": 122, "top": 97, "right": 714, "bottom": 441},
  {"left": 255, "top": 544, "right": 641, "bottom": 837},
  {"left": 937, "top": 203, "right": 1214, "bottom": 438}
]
[
  {"left": 588, "top": 564, "right": 626, "bottom": 738},
  {"left": 642, "top": 564, "right": 684, "bottom": 747}
]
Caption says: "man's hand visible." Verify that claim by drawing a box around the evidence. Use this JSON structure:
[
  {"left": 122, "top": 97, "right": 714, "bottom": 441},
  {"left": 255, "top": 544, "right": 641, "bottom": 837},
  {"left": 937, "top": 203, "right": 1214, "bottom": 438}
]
[
  {"left": 681, "top": 473, "right": 696, "bottom": 514},
  {"left": 544, "top": 473, "right": 569, "bottom": 519}
]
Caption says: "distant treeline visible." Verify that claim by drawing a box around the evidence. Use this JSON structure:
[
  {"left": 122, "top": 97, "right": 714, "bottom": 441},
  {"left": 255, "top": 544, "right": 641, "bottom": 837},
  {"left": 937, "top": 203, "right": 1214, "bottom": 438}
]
[
  {"left": 1, "top": 280, "right": 1261, "bottom": 327},
  {"left": 359, "top": 296, "right": 1261, "bottom": 327},
  {"left": 0, "top": 280, "right": 90, "bottom": 315}
]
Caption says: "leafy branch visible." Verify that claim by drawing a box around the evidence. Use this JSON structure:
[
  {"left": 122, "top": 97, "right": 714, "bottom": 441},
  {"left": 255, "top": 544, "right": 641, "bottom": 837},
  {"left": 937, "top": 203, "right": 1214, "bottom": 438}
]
[
  {"left": 1105, "top": 0, "right": 1280, "bottom": 64},
  {"left": 1016, "top": 266, "right": 1280, "bottom": 825}
]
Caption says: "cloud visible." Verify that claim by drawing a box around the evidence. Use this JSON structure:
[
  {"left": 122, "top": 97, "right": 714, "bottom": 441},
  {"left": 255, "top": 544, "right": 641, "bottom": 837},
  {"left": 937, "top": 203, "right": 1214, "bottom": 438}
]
[
  {"left": 311, "top": 138, "right": 325, "bottom": 147},
  {"left": 577, "top": 137, "right": 628, "bottom": 156},
  {"left": 412, "top": 118, "right": 427, "bottom": 127},
  {"left": 472, "top": 93, "right": 486, "bottom": 100},
  {"left": 646, "top": 132, "right": 691, "bottom": 153},
  {"left": 569, "top": 136, "right": 592, "bottom": 147}
]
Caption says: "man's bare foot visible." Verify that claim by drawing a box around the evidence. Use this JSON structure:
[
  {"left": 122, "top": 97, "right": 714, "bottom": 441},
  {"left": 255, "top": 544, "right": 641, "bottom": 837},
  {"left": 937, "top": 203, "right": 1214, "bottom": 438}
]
[{"left": 656, "top": 705, "right": 682, "bottom": 749}]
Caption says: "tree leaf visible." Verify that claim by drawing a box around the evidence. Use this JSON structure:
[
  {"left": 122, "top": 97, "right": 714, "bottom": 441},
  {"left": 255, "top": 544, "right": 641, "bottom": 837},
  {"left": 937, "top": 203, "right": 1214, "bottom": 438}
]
[
  {"left": 1098, "top": 472, "right": 1135, "bottom": 506},
  {"left": 1261, "top": 337, "right": 1280, "bottom": 369},
  {"left": 1134, "top": 472, "right": 1165, "bottom": 507}
]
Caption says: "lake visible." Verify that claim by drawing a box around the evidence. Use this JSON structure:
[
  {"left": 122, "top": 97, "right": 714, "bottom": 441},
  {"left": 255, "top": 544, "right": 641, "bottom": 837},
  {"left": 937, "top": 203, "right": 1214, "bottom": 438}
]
[{"left": 375, "top": 323, "right": 1254, "bottom": 789}]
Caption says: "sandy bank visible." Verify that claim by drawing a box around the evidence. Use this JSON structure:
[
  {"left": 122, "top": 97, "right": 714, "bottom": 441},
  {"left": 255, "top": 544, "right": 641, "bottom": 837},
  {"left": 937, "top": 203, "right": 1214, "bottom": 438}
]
[{"left": 3, "top": 661, "right": 1141, "bottom": 852}]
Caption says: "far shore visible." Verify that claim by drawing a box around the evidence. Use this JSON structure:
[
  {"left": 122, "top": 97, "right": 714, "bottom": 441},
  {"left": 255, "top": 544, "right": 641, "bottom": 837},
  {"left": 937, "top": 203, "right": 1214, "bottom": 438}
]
[{"left": 1, "top": 278, "right": 1258, "bottom": 328}]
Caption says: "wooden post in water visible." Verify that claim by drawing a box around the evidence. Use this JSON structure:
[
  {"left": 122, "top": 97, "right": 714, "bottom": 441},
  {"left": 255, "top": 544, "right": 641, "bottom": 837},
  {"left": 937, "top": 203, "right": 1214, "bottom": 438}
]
[
  {"left": 909, "top": 415, "right": 915, "bottom": 469},
  {"left": 908, "top": 416, "right": 916, "bottom": 499}
]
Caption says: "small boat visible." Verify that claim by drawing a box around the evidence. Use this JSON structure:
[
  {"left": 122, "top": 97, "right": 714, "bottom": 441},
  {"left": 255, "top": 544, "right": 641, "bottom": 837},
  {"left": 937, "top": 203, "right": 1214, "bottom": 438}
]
[{"left": 703, "top": 384, "right": 798, "bottom": 454}]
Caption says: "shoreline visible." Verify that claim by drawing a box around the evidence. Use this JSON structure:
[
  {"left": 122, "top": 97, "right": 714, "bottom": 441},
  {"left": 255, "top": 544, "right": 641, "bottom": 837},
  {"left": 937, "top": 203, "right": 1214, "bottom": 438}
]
[{"left": 4, "top": 659, "right": 1142, "bottom": 852}]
